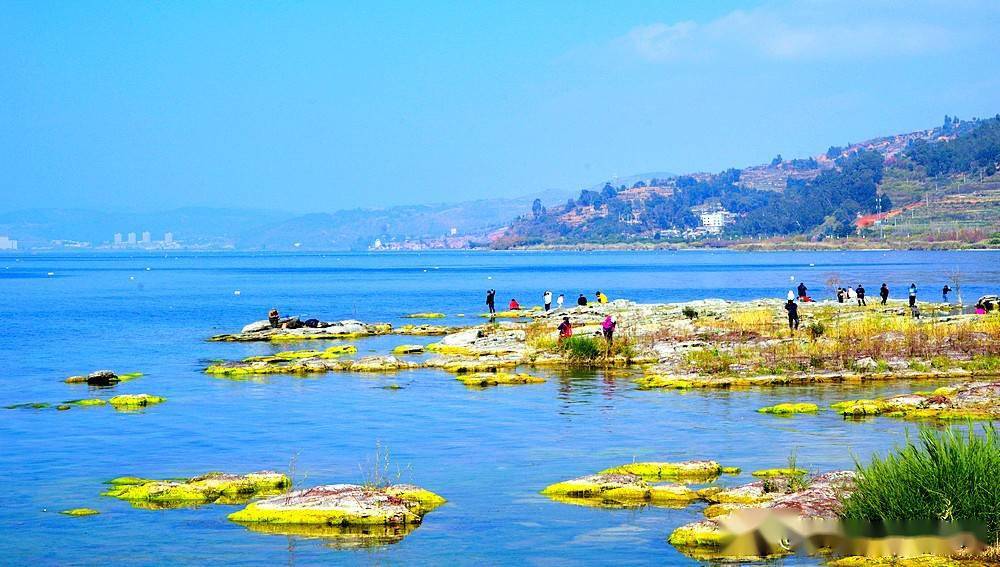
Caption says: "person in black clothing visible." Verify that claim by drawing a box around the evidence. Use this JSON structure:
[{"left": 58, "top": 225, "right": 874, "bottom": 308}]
[
  {"left": 784, "top": 299, "right": 799, "bottom": 331},
  {"left": 577, "top": 294, "right": 588, "bottom": 306},
  {"left": 486, "top": 289, "right": 496, "bottom": 315},
  {"left": 797, "top": 282, "right": 807, "bottom": 300},
  {"left": 942, "top": 285, "right": 952, "bottom": 302},
  {"left": 879, "top": 283, "right": 889, "bottom": 305},
  {"left": 268, "top": 308, "right": 281, "bottom": 328},
  {"left": 856, "top": 284, "right": 866, "bottom": 306},
  {"left": 837, "top": 288, "right": 845, "bottom": 303}
]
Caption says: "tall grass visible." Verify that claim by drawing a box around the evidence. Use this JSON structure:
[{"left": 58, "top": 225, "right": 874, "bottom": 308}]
[{"left": 841, "top": 424, "right": 1000, "bottom": 544}]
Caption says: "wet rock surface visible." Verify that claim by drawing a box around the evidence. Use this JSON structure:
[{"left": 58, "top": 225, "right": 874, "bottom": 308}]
[{"left": 833, "top": 381, "right": 1000, "bottom": 420}]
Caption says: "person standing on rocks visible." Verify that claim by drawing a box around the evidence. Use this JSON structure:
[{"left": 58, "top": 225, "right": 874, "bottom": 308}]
[
  {"left": 558, "top": 317, "right": 573, "bottom": 343},
  {"left": 797, "top": 282, "right": 808, "bottom": 300},
  {"left": 486, "top": 289, "right": 496, "bottom": 315},
  {"left": 557, "top": 294, "right": 565, "bottom": 310},
  {"left": 942, "top": 285, "right": 952, "bottom": 303},
  {"left": 909, "top": 283, "right": 917, "bottom": 307},
  {"left": 543, "top": 290, "right": 553, "bottom": 311},
  {"left": 856, "top": 284, "right": 866, "bottom": 306},
  {"left": 784, "top": 299, "right": 799, "bottom": 331},
  {"left": 880, "top": 283, "right": 889, "bottom": 305},
  {"left": 601, "top": 315, "right": 616, "bottom": 346}
]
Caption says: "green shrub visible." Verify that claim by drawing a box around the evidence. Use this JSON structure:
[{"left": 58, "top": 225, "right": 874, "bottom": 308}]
[
  {"left": 841, "top": 424, "right": 1000, "bottom": 543},
  {"left": 560, "top": 336, "right": 602, "bottom": 360},
  {"left": 682, "top": 306, "right": 699, "bottom": 320},
  {"left": 806, "top": 321, "right": 826, "bottom": 340}
]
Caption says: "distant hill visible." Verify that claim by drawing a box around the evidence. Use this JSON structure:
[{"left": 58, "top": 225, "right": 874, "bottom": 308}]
[{"left": 494, "top": 115, "right": 1000, "bottom": 248}]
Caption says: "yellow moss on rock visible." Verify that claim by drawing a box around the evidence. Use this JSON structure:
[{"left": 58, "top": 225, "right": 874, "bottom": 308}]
[
  {"left": 108, "top": 394, "right": 165, "bottom": 410},
  {"left": 757, "top": 402, "right": 819, "bottom": 415},
  {"left": 402, "top": 313, "right": 446, "bottom": 319},
  {"left": 64, "top": 398, "right": 108, "bottom": 407},
  {"left": 103, "top": 472, "right": 290, "bottom": 507},
  {"left": 751, "top": 468, "right": 807, "bottom": 478},
  {"left": 828, "top": 555, "right": 962, "bottom": 567},
  {"left": 668, "top": 520, "right": 731, "bottom": 548},
  {"left": 392, "top": 344, "right": 425, "bottom": 355},
  {"left": 455, "top": 372, "right": 545, "bottom": 387},
  {"left": 425, "top": 343, "right": 474, "bottom": 356},
  {"left": 599, "top": 460, "right": 728, "bottom": 481},
  {"left": 541, "top": 473, "right": 699, "bottom": 507},
  {"left": 60, "top": 508, "right": 99, "bottom": 516}
]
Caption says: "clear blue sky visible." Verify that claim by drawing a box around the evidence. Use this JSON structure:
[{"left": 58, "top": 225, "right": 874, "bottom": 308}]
[{"left": 2, "top": 1, "right": 998, "bottom": 213}]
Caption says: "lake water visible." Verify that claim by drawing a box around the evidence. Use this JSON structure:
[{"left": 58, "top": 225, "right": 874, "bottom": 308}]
[{"left": 1, "top": 250, "right": 998, "bottom": 565}]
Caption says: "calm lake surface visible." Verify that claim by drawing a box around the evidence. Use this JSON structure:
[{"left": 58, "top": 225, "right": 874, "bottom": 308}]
[{"left": 1, "top": 250, "right": 998, "bottom": 566}]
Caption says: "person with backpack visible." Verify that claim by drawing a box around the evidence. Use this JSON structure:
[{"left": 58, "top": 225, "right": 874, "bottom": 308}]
[
  {"left": 557, "top": 317, "right": 573, "bottom": 343},
  {"left": 601, "top": 315, "right": 616, "bottom": 346},
  {"left": 880, "top": 283, "right": 889, "bottom": 305},
  {"left": 784, "top": 299, "right": 799, "bottom": 331}
]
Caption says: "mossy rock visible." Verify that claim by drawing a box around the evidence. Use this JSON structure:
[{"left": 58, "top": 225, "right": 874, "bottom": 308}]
[
  {"left": 668, "top": 520, "right": 731, "bottom": 548},
  {"left": 103, "top": 471, "right": 290, "bottom": 508},
  {"left": 635, "top": 375, "right": 696, "bottom": 389},
  {"left": 425, "top": 343, "right": 474, "bottom": 356},
  {"left": 60, "top": 508, "right": 99, "bottom": 516},
  {"left": 757, "top": 402, "right": 819, "bottom": 415},
  {"left": 828, "top": 555, "right": 963, "bottom": 567},
  {"left": 402, "top": 313, "right": 446, "bottom": 319},
  {"left": 751, "top": 468, "right": 807, "bottom": 478},
  {"left": 392, "top": 344, "right": 425, "bottom": 355},
  {"left": 63, "top": 398, "right": 108, "bottom": 407},
  {"left": 5, "top": 402, "right": 51, "bottom": 410},
  {"left": 541, "top": 473, "right": 698, "bottom": 507},
  {"left": 228, "top": 483, "right": 445, "bottom": 526},
  {"left": 108, "top": 394, "right": 165, "bottom": 410},
  {"left": 455, "top": 372, "right": 545, "bottom": 387},
  {"left": 599, "top": 460, "right": 730, "bottom": 481}
]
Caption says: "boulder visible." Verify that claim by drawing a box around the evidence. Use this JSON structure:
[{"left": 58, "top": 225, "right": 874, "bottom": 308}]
[
  {"left": 241, "top": 320, "right": 273, "bottom": 333},
  {"left": 541, "top": 472, "right": 699, "bottom": 507},
  {"left": 104, "top": 471, "right": 290, "bottom": 508},
  {"left": 86, "top": 370, "right": 120, "bottom": 386},
  {"left": 228, "top": 483, "right": 445, "bottom": 526}
]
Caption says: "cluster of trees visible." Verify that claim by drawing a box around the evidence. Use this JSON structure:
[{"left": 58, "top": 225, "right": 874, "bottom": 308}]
[
  {"left": 501, "top": 147, "right": 897, "bottom": 246},
  {"left": 734, "top": 150, "right": 887, "bottom": 237},
  {"left": 906, "top": 116, "right": 1000, "bottom": 177}
]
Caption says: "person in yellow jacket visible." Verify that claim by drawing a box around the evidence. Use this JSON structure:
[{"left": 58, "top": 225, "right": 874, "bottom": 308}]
[{"left": 596, "top": 291, "right": 609, "bottom": 304}]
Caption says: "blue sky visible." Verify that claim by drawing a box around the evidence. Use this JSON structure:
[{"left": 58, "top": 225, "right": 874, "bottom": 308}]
[{"left": 2, "top": 0, "right": 999, "bottom": 213}]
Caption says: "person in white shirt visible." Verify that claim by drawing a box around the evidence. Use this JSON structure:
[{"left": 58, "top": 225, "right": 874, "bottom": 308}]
[
  {"left": 543, "top": 290, "right": 553, "bottom": 311},
  {"left": 556, "top": 294, "right": 565, "bottom": 309}
]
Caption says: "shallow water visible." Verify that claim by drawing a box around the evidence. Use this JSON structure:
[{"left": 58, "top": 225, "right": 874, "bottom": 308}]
[{"left": 1, "top": 250, "right": 998, "bottom": 565}]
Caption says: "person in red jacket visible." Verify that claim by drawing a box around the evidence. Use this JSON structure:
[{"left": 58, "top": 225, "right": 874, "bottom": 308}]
[
  {"left": 508, "top": 298, "right": 520, "bottom": 310},
  {"left": 557, "top": 317, "right": 573, "bottom": 343}
]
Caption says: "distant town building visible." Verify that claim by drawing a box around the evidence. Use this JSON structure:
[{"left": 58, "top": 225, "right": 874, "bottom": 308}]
[
  {"left": 372, "top": 239, "right": 383, "bottom": 250},
  {"left": 0, "top": 236, "right": 18, "bottom": 250},
  {"left": 698, "top": 210, "right": 737, "bottom": 235},
  {"left": 141, "top": 231, "right": 151, "bottom": 244},
  {"left": 127, "top": 232, "right": 137, "bottom": 245},
  {"left": 449, "top": 227, "right": 458, "bottom": 236},
  {"left": 114, "top": 233, "right": 123, "bottom": 246},
  {"left": 164, "top": 232, "right": 173, "bottom": 244}
]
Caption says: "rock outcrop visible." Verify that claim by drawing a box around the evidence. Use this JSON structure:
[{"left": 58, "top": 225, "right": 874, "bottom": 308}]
[
  {"left": 210, "top": 320, "right": 392, "bottom": 342},
  {"left": 104, "top": 471, "right": 290, "bottom": 508},
  {"left": 832, "top": 381, "right": 1000, "bottom": 420}
]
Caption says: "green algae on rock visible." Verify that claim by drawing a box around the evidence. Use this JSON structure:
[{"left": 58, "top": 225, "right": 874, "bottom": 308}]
[
  {"left": 670, "top": 471, "right": 855, "bottom": 561},
  {"left": 757, "top": 402, "right": 819, "bottom": 415},
  {"left": 832, "top": 381, "right": 1000, "bottom": 420},
  {"left": 64, "top": 370, "right": 142, "bottom": 385},
  {"left": 751, "top": 468, "right": 808, "bottom": 478},
  {"left": 60, "top": 508, "right": 100, "bottom": 516},
  {"left": 103, "top": 471, "right": 290, "bottom": 508},
  {"left": 402, "top": 312, "right": 446, "bottom": 319},
  {"left": 4, "top": 402, "right": 51, "bottom": 410},
  {"left": 391, "top": 344, "right": 425, "bottom": 355},
  {"left": 108, "top": 394, "right": 165, "bottom": 410},
  {"left": 63, "top": 398, "right": 108, "bottom": 407},
  {"left": 210, "top": 320, "right": 392, "bottom": 342},
  {"left": 228, "top": 483, "right": 445, "bottom": 528},
  {"left": 206, "top": 354, "right": 418, "bottom": 377},
  {"left": 598, "top": 460, "right": 736, "bottom": 481},
  {"left": 455, "top": 372, "right": 545, "bottom": 387},
  {"left": 541, "top": 472, "right": 699, "bottom": 508}
]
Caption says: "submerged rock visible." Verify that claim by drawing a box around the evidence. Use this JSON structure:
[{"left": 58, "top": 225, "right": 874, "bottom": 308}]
[
  {"left": 65, "top": 370, "right": 142, "bottom": 385},
  {"left": 103, "top": 471, "right": 290, "bottom": 508},
  {"left": 228, "top": 483, "right": 445, "bottom": 527},
  {"left": 757, "top": 402, "right": 819, "bottom": 415},
  {"left": 455, "top": 372, "right": 545, "bottom": 387},
  {"left": 402, "top": 313, "right": 446, "bottom": 319},
  {"left": 60, "top": 508, "right": 99, "bottom": 516},
  {"left": 4, "top": 402, "right": 51, "bottom": 410},
  {"left": 210, "top": 320, "right": 392, "bottom": 342},
  {"left": 394, "top": 324, "right": 463, "bottom": 336},
  {"left": 599, "top": 460, "right": 737, "bottom": 481},
  {"left": 542, "top": 472, "right": 698, "bottom": 508},
  {"left": 108, "top": 394, "right": 165, "bottom": 410},
  {"left": 832, "top": 381, "right": 1000, "bottom": 420},
  {"left": 206, "top": 353, "right": 418, "bottom": 377}
]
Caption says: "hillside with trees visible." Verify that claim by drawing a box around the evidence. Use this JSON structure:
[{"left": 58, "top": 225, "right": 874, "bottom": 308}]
[{"left": 493, "top": 115, "right": 1000, "bottom": 249}]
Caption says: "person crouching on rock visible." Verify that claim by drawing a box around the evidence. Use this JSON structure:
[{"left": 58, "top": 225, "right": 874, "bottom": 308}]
[
  {"left": 268, "top": 309, "right": 281, "bottom": 328},
  {"left": 558, "top": 317, "right": 573, "bottom": 343},
  {"left": 602, "top": 315, "right": 616, "bottom": 346},
  {"left": 509, "top": 298, "right": 521, "bottom": 311},
  {"left": 577, "top": 294, "right": 588, "bottom": 306},
  {"left": 784, "top": 299, "right": 799, "bottom": 332}
]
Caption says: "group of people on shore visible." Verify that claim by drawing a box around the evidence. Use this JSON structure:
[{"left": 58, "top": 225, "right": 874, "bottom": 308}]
[
  {"left": 485, "top": 289, "right": 617, "bottom": 347},
  {"left": 486, "top": 289, "right": 610, "bottom": 315},
  {"left": 784, "top": 280, "right": 970, "bottom": 332}
]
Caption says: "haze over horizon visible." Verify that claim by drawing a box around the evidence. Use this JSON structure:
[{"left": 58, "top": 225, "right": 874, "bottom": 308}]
[{"left": 3, "top": 0, "right": 999, "bottom": 214}]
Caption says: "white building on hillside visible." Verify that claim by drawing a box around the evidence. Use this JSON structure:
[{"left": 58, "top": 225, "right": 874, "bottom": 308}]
[
  {"left": 0, "top": 236, "right": 18, "bottom": 250},
  {"left": 699, "top": 210, "right": 737, "bottom": 235}
]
